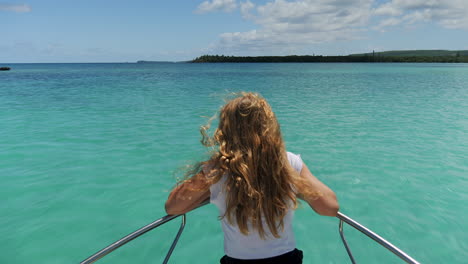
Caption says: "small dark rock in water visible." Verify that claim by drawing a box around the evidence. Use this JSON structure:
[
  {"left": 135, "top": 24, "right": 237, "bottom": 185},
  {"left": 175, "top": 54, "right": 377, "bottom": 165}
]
[{"left": 0, "top": 67, "right": 11, "bottom": 71}]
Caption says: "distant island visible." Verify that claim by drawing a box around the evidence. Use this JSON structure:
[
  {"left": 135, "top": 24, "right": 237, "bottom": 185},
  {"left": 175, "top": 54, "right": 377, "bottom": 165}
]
[
  {"left": 137, "top": 60, "right": 185, "bottom": 64},
  {"left": 191, "top": 50, "right": 468, "bottom": 63}
]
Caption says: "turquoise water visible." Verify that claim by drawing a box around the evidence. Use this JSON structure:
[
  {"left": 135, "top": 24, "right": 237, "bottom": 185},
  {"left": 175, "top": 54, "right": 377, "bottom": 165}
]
[{"left": 1, "top": 63, "right": 467, "bottom": 263}]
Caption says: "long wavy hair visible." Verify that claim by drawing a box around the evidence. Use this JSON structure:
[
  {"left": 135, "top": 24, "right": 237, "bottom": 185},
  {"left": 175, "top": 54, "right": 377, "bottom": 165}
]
[{"left": 184, "top": 92, "right": 320, "bottom": 239}]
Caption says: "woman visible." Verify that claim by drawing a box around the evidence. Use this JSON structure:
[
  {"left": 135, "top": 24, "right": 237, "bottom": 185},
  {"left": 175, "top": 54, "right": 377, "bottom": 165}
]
[{"left": 165, "top": 93, "right": 339, "bottom": 263}]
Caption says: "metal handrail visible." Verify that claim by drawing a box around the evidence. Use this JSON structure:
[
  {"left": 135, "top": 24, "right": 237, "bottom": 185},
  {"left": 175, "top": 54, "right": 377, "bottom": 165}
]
[
  {"left": 81, "top": 203, "right": 420, "bottom": 264},
  {"left": 80, "top": 200, "right": 210, "bottom": 264},
  {"left": 337, "top": 212, "right": 420, "bottom": 264},
  {"left": 80, "top": 214, "right": 186, "bottom": 264}
]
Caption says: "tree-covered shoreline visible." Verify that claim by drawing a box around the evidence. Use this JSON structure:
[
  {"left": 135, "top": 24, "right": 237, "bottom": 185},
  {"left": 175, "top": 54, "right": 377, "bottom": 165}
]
[{"left": 191, "top": 50, "right": 468, "bottom": 63}]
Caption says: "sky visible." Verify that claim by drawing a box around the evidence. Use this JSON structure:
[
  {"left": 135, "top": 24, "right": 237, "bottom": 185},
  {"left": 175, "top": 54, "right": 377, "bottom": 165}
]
[{"left": 1, "top": 0, "right": 468, "bottom": 62}]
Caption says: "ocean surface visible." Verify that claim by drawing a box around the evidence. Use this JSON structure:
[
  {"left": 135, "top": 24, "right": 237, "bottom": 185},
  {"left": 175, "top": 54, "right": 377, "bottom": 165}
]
[{"left": 0, "top": 63, "right": 467, "bottom": 264}]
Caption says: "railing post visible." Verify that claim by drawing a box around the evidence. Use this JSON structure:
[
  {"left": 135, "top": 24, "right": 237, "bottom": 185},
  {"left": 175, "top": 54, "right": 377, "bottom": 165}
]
[
  {"left": 80, "top": 200, "right": 209, "bottom": 264},
  {"left": 80, "top": 214, "right": 184, "bottom": 264},
  {"left": 336, "top": 212, "right": 420, "bottom": 264},
  {"left": 339, "top": 219, "right": 356, "bottom": 264},
  {"left": 163, "top": 214, "right": 186, "bottom": 264}
]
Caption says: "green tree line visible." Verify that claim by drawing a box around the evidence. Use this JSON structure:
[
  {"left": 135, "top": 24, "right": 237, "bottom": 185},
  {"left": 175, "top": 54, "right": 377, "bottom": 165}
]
[{"left": 191, "top": 54, "right": 468, "bottom": 63}]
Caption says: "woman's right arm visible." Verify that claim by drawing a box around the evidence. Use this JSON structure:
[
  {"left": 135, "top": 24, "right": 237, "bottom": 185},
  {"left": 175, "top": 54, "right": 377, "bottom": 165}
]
[{"left": 297, "top": 164, "right": 339, "bottom": 217}]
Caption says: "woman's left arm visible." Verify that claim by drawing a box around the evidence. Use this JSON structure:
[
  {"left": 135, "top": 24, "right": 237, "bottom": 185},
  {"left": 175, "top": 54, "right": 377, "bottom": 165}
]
[{"left": 165, "top": 172, "right": 210, "bottom": 215}]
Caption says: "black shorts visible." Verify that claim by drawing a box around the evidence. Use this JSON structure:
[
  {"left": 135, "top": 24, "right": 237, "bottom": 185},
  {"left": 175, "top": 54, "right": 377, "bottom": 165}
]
[{"left": 220, "top": 248, "right": 303, "bottom": 264}]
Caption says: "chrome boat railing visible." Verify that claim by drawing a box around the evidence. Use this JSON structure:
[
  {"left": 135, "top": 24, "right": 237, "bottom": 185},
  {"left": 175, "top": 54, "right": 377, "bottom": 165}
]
[
  {"left": 337, "top": 212, "right": 420, "bottom": 264},
  {"left": 81, "top": 200, "right": 210, "bottom": 264},
  {"left": 81, "top": 203, "right": 420, "bottom": 264},
  {"left": 80, "top": 214, "right": 186, "bottom": 264}
]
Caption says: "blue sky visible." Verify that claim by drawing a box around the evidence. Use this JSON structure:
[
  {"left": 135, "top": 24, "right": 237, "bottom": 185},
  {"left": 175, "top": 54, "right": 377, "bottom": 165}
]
[{"left": 1, "top": 0, "right": 468, "bottom": 62}]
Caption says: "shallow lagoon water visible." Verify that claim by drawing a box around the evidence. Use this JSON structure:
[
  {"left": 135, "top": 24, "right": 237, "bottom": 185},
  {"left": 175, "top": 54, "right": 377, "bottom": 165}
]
[{"left": 1, "top": 63, "right": 467, "bottom": 263}]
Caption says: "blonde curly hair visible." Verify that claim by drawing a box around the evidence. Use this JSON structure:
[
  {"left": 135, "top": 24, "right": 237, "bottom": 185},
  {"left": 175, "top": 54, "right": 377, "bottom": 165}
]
[{"left": 185, "top": 92, "right": 320, "bottom": 238}]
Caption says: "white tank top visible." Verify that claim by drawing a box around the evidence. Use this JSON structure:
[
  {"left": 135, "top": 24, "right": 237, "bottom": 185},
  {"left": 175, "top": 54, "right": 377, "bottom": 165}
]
[{"left": 209, "top": 152, "right": 303, "bottom": 259}]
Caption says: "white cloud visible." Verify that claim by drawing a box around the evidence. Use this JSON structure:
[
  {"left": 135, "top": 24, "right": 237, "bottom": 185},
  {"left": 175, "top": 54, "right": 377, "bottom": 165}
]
[
  {"left": 373, "top": 0, "right": 468, "bottom": 30},
  {"left": 373, "top": 3, "right": 403, "bottom": 16},
  {"left": 195, "top": 0, "right": 237, "bottom": 14},
  {"left": 240, "top": 0, "right": 255, "bottom": 19},
  {"left": 198, "top": 0, "right": 468, "bottom": 54},
  {"left": 212, "top": 0, "right": 373, "bottom": 53},
  {"left": 375, "top": 17, "right": 403, "bottom": 29},
  {"left": 0, "top": 3, "right": 31, "bottom": 13}
]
